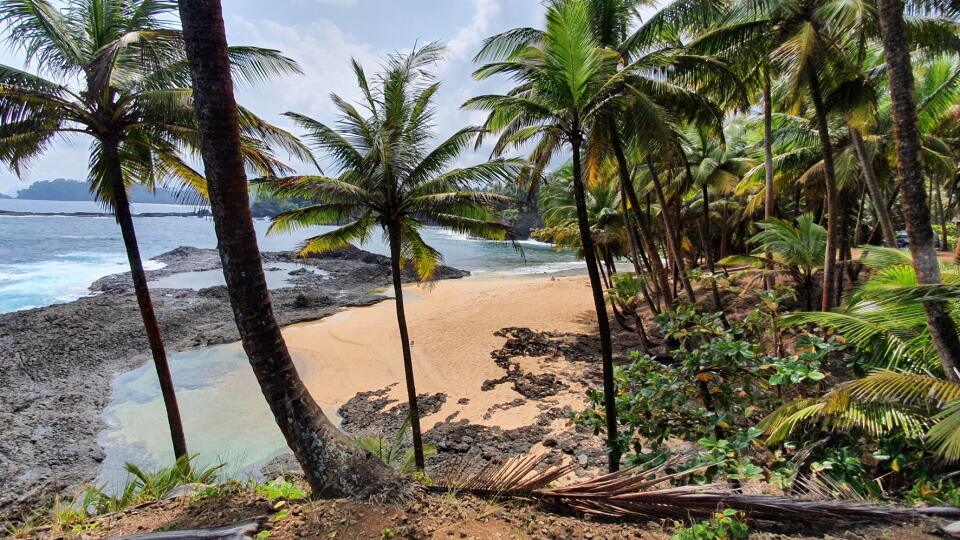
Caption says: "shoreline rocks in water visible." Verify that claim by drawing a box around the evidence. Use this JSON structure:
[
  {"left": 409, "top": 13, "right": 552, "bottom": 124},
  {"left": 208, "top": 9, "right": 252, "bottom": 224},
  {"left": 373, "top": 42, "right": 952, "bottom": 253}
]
[{"left": 0, "top": 245, "right": 467, "bottom": 520}]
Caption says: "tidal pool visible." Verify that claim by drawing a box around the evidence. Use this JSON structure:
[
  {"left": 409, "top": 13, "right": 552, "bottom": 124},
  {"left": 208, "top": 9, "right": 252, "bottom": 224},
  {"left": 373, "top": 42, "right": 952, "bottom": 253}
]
[{"left": 97, "top": 342, "right": 341, "bottom": 490}]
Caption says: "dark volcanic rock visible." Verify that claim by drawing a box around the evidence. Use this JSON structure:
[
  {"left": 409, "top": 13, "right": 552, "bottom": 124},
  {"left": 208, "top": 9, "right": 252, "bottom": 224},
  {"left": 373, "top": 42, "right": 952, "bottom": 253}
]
[{"left": 0, "top": 245, "right": 468, "bottom": 520}]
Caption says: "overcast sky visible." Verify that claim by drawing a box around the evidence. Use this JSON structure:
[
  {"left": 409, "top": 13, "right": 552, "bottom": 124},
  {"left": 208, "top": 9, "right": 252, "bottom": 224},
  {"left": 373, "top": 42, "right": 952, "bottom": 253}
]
[{"left": 0, "top": 0, "right": 546, "bottom": 196}]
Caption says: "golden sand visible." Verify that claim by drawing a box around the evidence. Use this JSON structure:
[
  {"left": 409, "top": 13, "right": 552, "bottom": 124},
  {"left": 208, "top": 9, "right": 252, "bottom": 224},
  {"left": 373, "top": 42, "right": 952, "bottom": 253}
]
[{"left": 282, "top": 274, "right": 598, "bottom": 430}]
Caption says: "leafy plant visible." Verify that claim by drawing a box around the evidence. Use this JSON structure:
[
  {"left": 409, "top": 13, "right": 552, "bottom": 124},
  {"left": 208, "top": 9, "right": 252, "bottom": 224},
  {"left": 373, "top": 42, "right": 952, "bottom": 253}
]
[
  {"left": 355, "top": 414, "right": 438, "bottom": 476},
  {"left": 719, "top": 214, "right": 827, "bottom": 310},
  {"left": 672, "top": 509, "right": 750, "bottom": 540},
  {"left": 257, "top": 477, "right": 307, "bottom": 502}
]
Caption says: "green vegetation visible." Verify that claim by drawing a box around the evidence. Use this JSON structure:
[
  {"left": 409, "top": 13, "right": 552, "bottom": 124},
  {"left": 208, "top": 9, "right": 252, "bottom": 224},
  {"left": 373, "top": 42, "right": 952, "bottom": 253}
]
[
  {"left": 5, "top": 456, "right": 222, "bottom": 538},
  {"left": 355, "top": 415, "right": 439, "bottom": 476},
  {"left": 5, "top": 0, "right": 960, "bottom": 533},
  {"left": 672, "top": 510, "right": 750, "bottom": 540}
]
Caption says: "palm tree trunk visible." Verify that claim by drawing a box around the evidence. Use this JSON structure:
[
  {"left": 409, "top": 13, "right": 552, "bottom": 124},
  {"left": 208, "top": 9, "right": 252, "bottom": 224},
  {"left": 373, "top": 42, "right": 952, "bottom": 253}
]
[
  {"left": 387, "top": 224, "right": 426, "bottom": 470},
  {"left": 854, "top": 186, "right": 866, "bottom": 246},
  {"left": 866, "top": 185, "right": 902, "bottom": 245},
  {"left": 699, "top": 182, "right": 725, "bottom": 315},
  {"left": 935, "top": 175, "right": 948, "bottom": 251},
  {"left": 104, "top": 138, "right": 188, "bottom": 461},
  {"left": 610, "top": 130, "right": 672, "bottom": 305},
  {"left": 177, "top": 0, "right": 404, "bottom": 495},
  {"left": 597, "top": 248, "right": 612, "bottom": 290},
  {"left": 647, "top": 156, "right": 696, "bottom": 303},
  {"left": 876, "top": 0, "right": 960, "bottom": 381},
  {"left": 621, "top": 191, "right": 661, "bottom": 314},
  {"left": 763, "top": 74, "right": 777, "bottom": 289},
  {"left": 807, "top": 64, "right": 839, "bottom": 311},
  {"left": 570, "top": 130, "right": 619, "bottom": 472},
  {"left": 850, "top": 126, "right": 898, "bottom": 247}
]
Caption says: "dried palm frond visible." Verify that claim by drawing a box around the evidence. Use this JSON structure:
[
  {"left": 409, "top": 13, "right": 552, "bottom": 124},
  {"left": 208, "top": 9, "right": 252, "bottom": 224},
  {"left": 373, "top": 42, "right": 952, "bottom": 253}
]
[{"left": 432, "top": 454, "right": 960, "bottom": 525}]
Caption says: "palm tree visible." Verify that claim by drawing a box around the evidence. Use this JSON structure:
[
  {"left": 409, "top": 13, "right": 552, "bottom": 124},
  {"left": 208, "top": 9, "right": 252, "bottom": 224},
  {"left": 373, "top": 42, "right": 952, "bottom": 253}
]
[
  {"left": 874, "top": 0, "right": 960, "bottom": 379},
  {"left": 762, "top": 248, "right": 960, "bottom": 459},
  {"left": 177, "top": 0, "right": 404, "bottom": 497},
  {"left": 533, "top": 162, "right": 627, "bottom": 280},
  {"left": 721, "top": 214, "right": 828, "bottom": 310},
  {"left": 466, "top": 0, "right": 630, "bottom": 471},
  {"left": 262, "top": 44, "right": 519, "bottom": 471},
  {"left": 0, "top": 0, "right": 305, "bottom": 461},
  {"left": 691, "top": 0, "right": 873, "bottom": 311}
]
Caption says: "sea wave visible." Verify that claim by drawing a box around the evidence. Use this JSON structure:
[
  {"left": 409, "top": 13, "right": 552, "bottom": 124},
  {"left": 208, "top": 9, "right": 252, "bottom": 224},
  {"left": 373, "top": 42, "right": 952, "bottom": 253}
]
[{"left": 472, "top": 261, "right": 585, "bottom": 276}]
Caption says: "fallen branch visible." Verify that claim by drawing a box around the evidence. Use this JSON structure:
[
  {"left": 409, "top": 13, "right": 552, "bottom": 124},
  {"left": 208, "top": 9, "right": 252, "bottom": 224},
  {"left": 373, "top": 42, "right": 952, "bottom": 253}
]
[{"left": 115, "top": 518, "right": 264, "bottom": 540}]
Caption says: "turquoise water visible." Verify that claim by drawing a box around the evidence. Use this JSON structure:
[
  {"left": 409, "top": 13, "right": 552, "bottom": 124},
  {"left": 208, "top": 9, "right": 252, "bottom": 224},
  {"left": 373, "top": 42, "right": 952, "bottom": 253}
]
[{"left": 0, "top": 199, "right": 578, "bottom": 313}]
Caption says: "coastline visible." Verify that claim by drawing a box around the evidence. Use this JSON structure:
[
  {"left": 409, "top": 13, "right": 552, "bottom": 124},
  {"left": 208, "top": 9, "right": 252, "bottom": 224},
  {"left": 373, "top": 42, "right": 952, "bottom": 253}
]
[{"left": 0, "top": 245, "right": 467, "bottom": 519}]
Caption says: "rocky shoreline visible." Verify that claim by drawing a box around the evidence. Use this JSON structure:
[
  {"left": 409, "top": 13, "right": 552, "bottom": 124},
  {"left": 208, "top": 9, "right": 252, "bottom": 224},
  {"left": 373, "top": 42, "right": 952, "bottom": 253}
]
[{"left": 0, "top": 245, "right": 467, "bottom": 520}]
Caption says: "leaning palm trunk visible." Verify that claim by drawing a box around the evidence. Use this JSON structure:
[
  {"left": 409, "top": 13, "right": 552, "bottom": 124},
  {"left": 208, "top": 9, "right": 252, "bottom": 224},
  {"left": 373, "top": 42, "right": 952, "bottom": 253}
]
[
  {"left": 177, "top": 0, "right": 404, "bottom": 496},
  {"left": 387, "top": 224, "right": 426, "bottom": 471},
  {"left": 106, "top": 139, "right": 188, "bottom": 461},
  {"left": 763, "top": 75, "right": 777, "bottom": 289},
  {"left": 647, "top": 156, "right": 696, "bottom": 303},
  {"left": 570, "top": 134, "right": 620, "bottom": 472},
  {"left": 876, "top": 0, "right": 960, "bottom": 381},
  {"left": 807, "top": 64, "right": 840, "bottom": 311},
  {"left": 849, "top": 125, "right": 898, "bottom": 248},
  {"left": 611, "top": 132, "right": 672, "bottom": 306}
]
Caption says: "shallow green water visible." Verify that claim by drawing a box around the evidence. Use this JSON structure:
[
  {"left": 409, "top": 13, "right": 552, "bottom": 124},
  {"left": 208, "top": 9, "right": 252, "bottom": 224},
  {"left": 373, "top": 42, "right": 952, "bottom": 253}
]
[{"left": 96, "top": 343, "right": 342, "bottom": 488}]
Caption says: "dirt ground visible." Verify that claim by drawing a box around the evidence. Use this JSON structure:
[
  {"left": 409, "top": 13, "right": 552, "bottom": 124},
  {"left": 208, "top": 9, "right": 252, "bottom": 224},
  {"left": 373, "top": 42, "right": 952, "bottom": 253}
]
[{"left": 54, "top": 489, "right": 945, "bottom": 540}]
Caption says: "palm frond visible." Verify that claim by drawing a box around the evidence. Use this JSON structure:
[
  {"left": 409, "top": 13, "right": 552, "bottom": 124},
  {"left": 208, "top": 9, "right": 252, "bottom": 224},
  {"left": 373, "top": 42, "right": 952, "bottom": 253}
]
[{"left": 433, "top": 454, "right": 933, "bottom": 524}]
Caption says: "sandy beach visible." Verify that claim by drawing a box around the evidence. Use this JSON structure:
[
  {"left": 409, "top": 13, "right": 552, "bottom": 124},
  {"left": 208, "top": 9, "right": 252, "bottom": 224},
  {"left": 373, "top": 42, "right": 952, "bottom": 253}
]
[{"left": 284, "top": 274, "right": 598, "bottom": 431}]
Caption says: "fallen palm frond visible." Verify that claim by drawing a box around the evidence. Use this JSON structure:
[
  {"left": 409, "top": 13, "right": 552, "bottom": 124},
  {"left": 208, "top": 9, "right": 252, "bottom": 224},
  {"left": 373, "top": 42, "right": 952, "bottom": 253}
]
[{"left": 432, "top": 454, "right": 960, "bottom": 525}]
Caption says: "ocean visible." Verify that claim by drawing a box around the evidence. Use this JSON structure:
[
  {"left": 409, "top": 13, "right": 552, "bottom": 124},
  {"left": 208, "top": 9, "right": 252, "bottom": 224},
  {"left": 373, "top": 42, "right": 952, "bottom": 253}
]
[{"left": 0, "top": 199, "right": 578, "bottom": 314}]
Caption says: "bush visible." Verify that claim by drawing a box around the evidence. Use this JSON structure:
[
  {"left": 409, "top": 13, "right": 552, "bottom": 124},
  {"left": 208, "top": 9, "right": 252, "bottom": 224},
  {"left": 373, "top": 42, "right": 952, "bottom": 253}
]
[{"left": 672, "top": 509, "right": 749, "bottom": 539}]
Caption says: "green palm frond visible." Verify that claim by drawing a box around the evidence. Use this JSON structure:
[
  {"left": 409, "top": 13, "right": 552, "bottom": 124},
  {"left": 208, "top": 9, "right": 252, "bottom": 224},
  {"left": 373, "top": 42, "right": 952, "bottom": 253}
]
[
  {"left": 298, "top": 213, "right": 376, "bottom": 256},
  {"left": 929, "top": 400, "right": 960, "bottom": 461},
  {"left": 268, "top": 204, "right": 358, "bottom": 235},
  {"left": 398, "top": 220, "right": 443, "bottom": 282},
  {"left": 266, "top": 44, "right": 516, "bottom": 283}
]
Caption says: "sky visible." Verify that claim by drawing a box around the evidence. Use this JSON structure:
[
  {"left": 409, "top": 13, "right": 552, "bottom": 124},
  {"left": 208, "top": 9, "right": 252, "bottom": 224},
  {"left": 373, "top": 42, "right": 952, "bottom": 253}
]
[{"left": 0, "top": 0, "right": 546, "bottom": 196}]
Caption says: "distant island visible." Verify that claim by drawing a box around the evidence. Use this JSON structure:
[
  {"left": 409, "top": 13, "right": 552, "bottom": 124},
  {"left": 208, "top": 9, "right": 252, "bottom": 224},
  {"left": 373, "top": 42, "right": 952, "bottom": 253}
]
[
  {"left": 0, "top": 193, "right": 11, "bottom": 199},
  {"left": 15, "top": 179, "right": 184, "bottom": 204}
]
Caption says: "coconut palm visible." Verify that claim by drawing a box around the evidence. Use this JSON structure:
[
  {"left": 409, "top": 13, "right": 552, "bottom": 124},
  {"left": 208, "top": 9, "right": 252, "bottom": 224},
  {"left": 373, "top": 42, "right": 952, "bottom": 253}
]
[
  {"left": 466, "top": 0, "right": 633, "bottom": 470},
  {"left": 177, "top": 0, "right": 405, "bottom": 498},
  {"left": 534, "top": 161, "right": 627, "bottom": 280},
  {"left": 0, "top": 0, "right": 306, "bottom": 461},
  {"left": 262, "top": 44, "right": 519, "bottom": 471},
  {"left": 722, "top": 214, "right": 828, "bottom": 310}
]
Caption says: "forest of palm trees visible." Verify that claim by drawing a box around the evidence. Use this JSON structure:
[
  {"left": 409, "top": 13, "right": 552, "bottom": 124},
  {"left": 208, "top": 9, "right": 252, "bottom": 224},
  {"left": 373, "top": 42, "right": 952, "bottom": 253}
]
[{"left": 4, "top": 0, "right": 960, "bottom": 537}]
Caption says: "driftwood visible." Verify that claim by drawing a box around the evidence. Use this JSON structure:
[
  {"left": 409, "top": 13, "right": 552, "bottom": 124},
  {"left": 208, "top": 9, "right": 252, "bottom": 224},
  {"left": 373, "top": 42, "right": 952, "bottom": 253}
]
[{"left": 115, "top": 519, "right": 264, "bottom": 540}]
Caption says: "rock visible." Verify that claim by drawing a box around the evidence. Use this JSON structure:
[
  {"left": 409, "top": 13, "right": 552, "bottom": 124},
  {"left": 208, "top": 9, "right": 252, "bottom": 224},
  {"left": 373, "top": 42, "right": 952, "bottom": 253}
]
[
  {"left": 576, "top": 454, "right": 589, "bottom": 466},
  {"left": 161, "top": 483, "right": 211, "bottom": 500},
  {"left": 943, "top": 521, "right": 960, "bottom": 538},
  {"left": 542, "top": 438, "right": 557, "bottom": 447},
  {"left": 0, "top": 245, "right": 469, "bottom": 521}
]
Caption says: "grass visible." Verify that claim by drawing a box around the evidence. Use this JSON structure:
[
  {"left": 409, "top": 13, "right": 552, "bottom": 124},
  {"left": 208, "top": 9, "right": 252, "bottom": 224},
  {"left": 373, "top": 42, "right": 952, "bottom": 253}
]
[{"left": 3, "top": 455, "right": 224, "bottom": 538}]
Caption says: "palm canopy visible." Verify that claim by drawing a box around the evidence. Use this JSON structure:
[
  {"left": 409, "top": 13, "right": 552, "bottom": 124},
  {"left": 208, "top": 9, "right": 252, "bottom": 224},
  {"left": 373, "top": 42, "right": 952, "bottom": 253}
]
[
  {"left": 0, "top": 0, "right": 309, "bottom": 207},
  {"left": 466, "top": 0, "right": 729, "bottom": 185},
  {"left": 260, "top": 44, "right": 521, "bottom": 281},
  {"left": 534, "top": 161, "right": 627, "bottom": 256}
]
